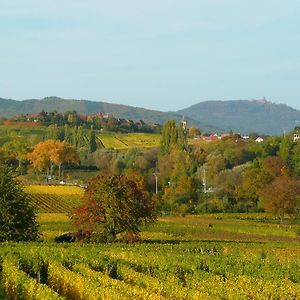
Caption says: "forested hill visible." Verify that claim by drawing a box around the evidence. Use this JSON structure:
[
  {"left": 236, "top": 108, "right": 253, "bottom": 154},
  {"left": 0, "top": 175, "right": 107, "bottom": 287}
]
[
  {"left": 177, "top": 99, "right": 300, "bottom": 135},
  {"left": 0, "top": 97, "right": 217, "bottom": 133},
  {"left": 1, "top": 97, "right": 299, "bottom": 134}
]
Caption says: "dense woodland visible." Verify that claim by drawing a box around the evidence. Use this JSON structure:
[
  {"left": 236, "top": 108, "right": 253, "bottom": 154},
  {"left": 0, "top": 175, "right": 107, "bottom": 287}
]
[{"left": 0, "top": 119, "right": 300, "bottom": 219}]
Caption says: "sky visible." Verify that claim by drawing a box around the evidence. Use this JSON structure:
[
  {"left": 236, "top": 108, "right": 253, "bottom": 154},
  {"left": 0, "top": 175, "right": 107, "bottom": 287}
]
[{"left": 1, "top": 0, "right": 300, "bottom": 111}]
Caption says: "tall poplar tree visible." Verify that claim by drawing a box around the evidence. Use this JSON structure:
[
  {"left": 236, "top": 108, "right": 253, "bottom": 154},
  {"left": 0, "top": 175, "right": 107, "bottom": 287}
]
[{"left": 89, "top": 128, "right": 97, "bottom": 153}]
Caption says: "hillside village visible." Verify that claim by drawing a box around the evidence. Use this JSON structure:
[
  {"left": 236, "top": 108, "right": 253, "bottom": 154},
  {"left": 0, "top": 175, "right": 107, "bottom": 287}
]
[{"left": 4, "top": 110, "right": 161, "bottom": 133}]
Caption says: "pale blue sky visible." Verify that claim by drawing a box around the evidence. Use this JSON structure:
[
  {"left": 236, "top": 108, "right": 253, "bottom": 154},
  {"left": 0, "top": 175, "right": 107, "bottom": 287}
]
[{"left": 1, "top": 0, "right": 300, "bottom": 111}]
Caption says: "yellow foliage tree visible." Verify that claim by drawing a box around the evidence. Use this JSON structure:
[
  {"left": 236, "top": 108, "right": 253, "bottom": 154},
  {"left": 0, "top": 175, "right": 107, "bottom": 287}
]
[
  {"left": 28, "top": 140, "right": 79, "bottom": 180},
  {"left": 51, "top": 142, "right": 80, "bottom": 180},
  {"left": 28, "top": 140, "right": 57, "bottom": 175}
]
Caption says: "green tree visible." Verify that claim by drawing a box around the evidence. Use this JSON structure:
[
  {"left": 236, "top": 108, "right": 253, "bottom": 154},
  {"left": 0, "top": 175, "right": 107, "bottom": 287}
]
[
  {"left": 76, "top": 126, "right": 84, "bottom": 148},
  {"left": 74, "top": 174, "right": 156, "bottom": 242},
  {"left": 160, "top": 120, "right": 177, "bottom": 155},
  {"left": 163, "top": 174, "right": 200, "bottom": 215},
  {"left": 46, "top": 124, "right": 60, "bottom": 140},
  {"left": 64, "top": 124, "right": 72, "bottom": 143},
  {"left": 89, "top": 128, "right": 97, "bottom": 153},
  {"left": 0, "top": 166, "right": 40, "bottom": 241},
  {"left": 279, "top": 136, "right": 294, "bottom": 171},
  {"left": 291, "top": 142, "right": 300, "bottom": 176},
  {"left": 2, "top": 139, "right": 30, "bottom": 172}
]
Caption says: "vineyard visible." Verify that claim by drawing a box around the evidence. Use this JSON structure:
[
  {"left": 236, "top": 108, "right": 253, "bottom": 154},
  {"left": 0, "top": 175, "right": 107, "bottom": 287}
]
[
  {"left": 25, "top": 185, "right": 84, "bottom": 213},
  {"left": 1, "top": 213, "right": 300, "bottom": 299},
  {"left": 97, "top": 133, "right": 160, "bottom": 149},
  {"left": 1, "top": 237, "right": 300, "bottom": 299}
]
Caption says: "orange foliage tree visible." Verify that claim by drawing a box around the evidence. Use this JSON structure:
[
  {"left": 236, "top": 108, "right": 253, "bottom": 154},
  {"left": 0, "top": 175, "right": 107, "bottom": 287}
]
[{"left": 28, "top": 140, "right": 79, "bottom": 180}]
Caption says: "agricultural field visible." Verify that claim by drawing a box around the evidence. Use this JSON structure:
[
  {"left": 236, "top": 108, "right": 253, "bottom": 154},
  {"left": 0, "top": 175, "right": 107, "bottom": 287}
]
[
  {"left": 0, "top": 124, "right": 46, "bottom": 146},
  {"left": 97, "top": 133, "right": 161, "bottom": 149},
  {"left": 1, "top": 212, "right": 300, "bottom": 299},
  {"left": 25, "top": 185, "right": 84, "bottom": 213}
]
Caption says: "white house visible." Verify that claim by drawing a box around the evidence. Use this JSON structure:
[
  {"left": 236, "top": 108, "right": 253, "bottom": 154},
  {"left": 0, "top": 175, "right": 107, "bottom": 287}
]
[{"left": 255, "top": 136, "right": 264, "bottom": 143}]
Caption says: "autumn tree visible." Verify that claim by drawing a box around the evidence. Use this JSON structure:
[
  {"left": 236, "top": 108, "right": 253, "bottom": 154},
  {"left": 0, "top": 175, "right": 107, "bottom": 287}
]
[
  {"left": 28, "top": 140, "right": 79, "bottom": 179},
  {"left": 163, "top": 174, "right": 200, "bottom": 215},
  {"left": 0, "top": 166, "right": 40, "bottom": 241},
  {"left": 234, "top": 156, "right": 285, "bottom": 212},
  {"left": 188, "top": 127, "right": 200, "bottom": 138},
  {"left": 74, "top": 174, "right": 156, "bottom": 242},
  {"left": 50, "top": 142, "right": 80, "bottom": 180},
  {"left": 259, "top": 171, "right": 300, "bottom": 221},
  {"left": 28, "top": 140, "right": 57, "bottom": 176}
]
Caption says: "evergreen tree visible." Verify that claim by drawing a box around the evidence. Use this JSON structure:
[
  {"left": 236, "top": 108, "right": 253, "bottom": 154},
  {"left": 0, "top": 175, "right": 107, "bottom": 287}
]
[{"left": 0, "top": 166, "right": 40, "bottom": 241}]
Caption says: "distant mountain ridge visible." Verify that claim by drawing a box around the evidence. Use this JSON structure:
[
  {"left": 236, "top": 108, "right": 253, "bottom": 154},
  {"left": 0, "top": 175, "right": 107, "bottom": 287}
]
[
  {"left": 0, "top": 97, "right": 217, "bottom": 133},
  {"left": 0, "top": 97, "right": 299, "bottom": 135},
  {"left": 177, "top": 99, "right": 300, "bottom": 135}
]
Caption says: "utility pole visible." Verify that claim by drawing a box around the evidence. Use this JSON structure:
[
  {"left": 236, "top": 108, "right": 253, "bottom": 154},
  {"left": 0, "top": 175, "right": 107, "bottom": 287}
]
[{"left": 153, "top": 173, "right": 159, "bottom": 194}]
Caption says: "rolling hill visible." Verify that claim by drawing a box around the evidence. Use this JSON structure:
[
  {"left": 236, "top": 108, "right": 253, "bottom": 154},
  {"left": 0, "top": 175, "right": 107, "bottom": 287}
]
[
  {"left": 0, "top": 96, "right": 217, "bottom": 133},
  {"left": 1, "top": 96, "right": 300, "bottom": 135},
  {"left": 177, "top": 99, "right": 300, "bottom": 135}
]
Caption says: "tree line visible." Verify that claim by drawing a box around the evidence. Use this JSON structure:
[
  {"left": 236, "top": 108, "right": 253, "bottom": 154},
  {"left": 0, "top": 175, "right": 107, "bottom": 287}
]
[
  {"left": 10, "top": 110, "right": 161, "bottom": 134},
  {"left": 1, "top": 119, "right": 300, "bottom": 243}
]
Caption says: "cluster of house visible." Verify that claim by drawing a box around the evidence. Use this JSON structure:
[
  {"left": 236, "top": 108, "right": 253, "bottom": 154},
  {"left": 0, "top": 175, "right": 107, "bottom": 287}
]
[
  {"left": 200, "top": 133, "right": 265, "bottom": 143},
  {"left": 200, "top": 126, "right": 300, "bottom": 143},
  {"left": 10, "top": 111, "right": 159, "bottom": 129},
  {"left": 80, "top": 112, "right": 149, "bottom": 127}
]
